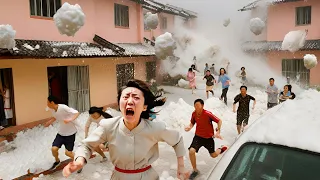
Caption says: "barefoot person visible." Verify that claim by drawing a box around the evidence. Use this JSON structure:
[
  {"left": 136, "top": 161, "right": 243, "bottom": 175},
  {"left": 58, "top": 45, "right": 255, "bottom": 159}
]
[
  {"left": 185, "top": 99, "right": 228, "bottom": 180},
  {"left": 63, "top": 79, "right": 189, "bottom": 180},
  {"left": 85, "top": 106, "right": 113, "bottom": 163},
  {"left": 203, "top": 70, "right": 216, "bottom": 99},
  {"left": 44, "top": 96, "right": 80, "bottom": 170},
  {"left": 233, "top": 86, "right": 256, "bottom": 134}
]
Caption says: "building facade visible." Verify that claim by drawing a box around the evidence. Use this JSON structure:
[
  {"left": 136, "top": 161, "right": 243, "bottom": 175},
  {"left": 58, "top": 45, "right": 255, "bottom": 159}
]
[
  {"left": 240, "top": 0, "right": 320, "bottom": 87},
  {"left": 0, "top": 0, "right": 196, "bottom": 127}
]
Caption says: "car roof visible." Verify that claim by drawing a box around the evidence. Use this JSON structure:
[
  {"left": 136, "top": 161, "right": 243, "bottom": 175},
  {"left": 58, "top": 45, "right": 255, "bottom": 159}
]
[{"left": 235, "top": 89, "right": 320, "bottom": 153}]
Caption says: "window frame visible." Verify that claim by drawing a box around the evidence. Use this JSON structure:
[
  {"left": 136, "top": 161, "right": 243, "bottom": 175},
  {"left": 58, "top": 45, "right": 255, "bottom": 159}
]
[
  {"left": 160, "top": 17, "right": 167, "bottom": 30},
  {"left": 281, "top": 59, "right": 310, "bottom": 86},
  {"left": 116, "top": 63, "right": 135, "bottom": 91},
  {"left": 114, "top": 3, "right": 130, "bottom": 28},
  {"left": 146, "top": 61, "right": 157, "bottom": 81},
  {"left": 295, "top": 6, "right": 312, "bottom": 26},
  {"left": 29, "top": 0, "right": 61, "bottom": 18},
  {"left": 220, "top": 142, "right": 320, "bottom": 180}
]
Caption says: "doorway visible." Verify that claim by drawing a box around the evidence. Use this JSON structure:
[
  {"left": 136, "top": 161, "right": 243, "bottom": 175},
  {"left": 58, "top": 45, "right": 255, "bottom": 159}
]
[
  {"left": 0, "top": 68, "right": 16, "bottom": 127},
  {"left": 47, "top": 66, "right": 90, "bottom": 112}
]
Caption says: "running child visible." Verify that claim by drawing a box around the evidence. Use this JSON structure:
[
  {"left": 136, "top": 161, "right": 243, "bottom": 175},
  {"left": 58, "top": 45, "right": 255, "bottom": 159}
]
[
  {"left": 233, "top": 86, "right": 256, "bottom": 134},
  {"left": 44, "top": 96, "right": 80, "bottom": 170},
  {"left": 185, "top": 99, "right": 228, "bottom": 180},
  {"left": 203, "top": 70, "right": 216, "bottom": 99}
]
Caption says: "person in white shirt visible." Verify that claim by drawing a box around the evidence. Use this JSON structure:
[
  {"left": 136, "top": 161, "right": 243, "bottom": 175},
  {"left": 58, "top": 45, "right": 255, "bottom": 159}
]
[
  {"left": 44, "top": 96, "right": 80, "bottom": 170},
  {"left": 85, "top": 106, "right": 112, "bottom": 162}
]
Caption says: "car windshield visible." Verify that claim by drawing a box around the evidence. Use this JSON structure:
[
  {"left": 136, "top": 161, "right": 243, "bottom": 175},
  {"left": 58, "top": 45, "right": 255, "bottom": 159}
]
[{"left": 221, "top": 143, "right": 320, "bottom": 180}]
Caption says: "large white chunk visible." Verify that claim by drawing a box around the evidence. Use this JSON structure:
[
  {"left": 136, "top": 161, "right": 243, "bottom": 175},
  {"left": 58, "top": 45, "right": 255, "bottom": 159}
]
[
  {"left": 223, "top": 18, "right": 231, "bottom": 27},
  {"left": 303, "top": 54, "right": 318, "bottom": 69},
  {"left": 145, "top": 12, "right": 159, "bottom": 30},
  {"left": 281, "top": 30, "right": 307, "bottom": 53},
  {"left": 249, "top": 18, "right": 265, "bottom": 35},
  {"left": 155, "top": 32, "right": 176, "bottom": 59},
  {"left": 0, "top": 24, "right": 16, "bottom": 49},
  {"left": 53, "top": 2, "right": 85, "bottom": 37}
]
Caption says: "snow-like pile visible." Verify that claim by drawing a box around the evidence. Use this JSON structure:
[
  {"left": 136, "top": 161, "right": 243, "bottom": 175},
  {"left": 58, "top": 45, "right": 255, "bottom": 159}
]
[
  {"left": 249, "top": 18, "right": 265, "bottom": 35},
  {"left": 303, "top": 54, "right": 318, "bottom": 69},
  {"left": 223, "top": 18, "right": 231, "bottom": 27},
  {"left": 155, "top": 32, "right": 176, "bottom": 60},
  {"left": 53, "top": 2, "right": 85, "bottom": 36},
  {"left": 178, "top": 79, "right": 189, "bottom": 89},
  {"left": 245, "top": 89, "right": 320, "bottom": 153},
  {"left": 144, "top": 12, "right": 159, "bottom": 30},
  {"left": 0, "top": 24, "right": 16, "bottom": 49},
  {"left": 281, "top": 30, "right": 307, "bottom": 53}
]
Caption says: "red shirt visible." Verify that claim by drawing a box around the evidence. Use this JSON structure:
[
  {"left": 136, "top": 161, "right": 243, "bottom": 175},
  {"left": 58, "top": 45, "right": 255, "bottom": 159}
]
[{"left": 190, "top": 109, "right": 220, "bottom": 138}]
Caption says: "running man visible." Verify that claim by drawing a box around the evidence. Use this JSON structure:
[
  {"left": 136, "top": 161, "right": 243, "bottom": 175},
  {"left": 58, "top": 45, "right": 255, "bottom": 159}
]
[
  {"left": 44, "top": 96, "right": 80, "bottom": 170},
  {"left": 266, "top": 78, "right": 279, "bottom": 109},
  {"left": 185, "top": 99, "right": 228, "bottom": 180},
  {"left": 203, "top": 70, "right": 216, "bottom": 99},
  {"left": 233, "top": 86, "right": 256, "bottom": 134}
]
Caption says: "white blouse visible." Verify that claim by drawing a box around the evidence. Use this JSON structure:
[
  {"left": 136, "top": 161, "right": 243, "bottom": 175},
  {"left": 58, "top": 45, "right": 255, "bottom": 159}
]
[{"left": 75, "top": 116, "right": 186, "bottom": 180}]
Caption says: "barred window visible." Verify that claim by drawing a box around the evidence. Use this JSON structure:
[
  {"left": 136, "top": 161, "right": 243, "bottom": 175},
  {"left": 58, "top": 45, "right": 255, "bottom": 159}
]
[
  {"left": 29, "top": 0, "right": 61, "bottom": 17},
  {"left": 116, "top": 63, "right": 134, "bottom": 91},
  {"left": 282, "top": 59, "right": 310, "bottom": 86}
]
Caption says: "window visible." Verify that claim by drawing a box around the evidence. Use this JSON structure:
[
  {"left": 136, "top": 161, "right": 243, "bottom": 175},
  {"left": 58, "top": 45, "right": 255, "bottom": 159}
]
[
  {"left": 29, "top": 0, "right": 61, "bottom": 17},
  {"left": 116, "top": 63, "right": 134, "bottom": 91},
  {"left": 220, "top": 143, "right": 320, "bottom": 180},
  {"left": 114, "top": 4, "right": 129, "bottom": 27},
  {"left": 146, "top": 61, "right": 157, "bottom": 81},
  {"left": 296, "top": 6, "right": 311, "bottom": 25},
  {"left": 282, "top": 59, "right": 310, "bottom": 86},
  {"left": 161, "top": 17, "right": 167, "bottom": 29}
]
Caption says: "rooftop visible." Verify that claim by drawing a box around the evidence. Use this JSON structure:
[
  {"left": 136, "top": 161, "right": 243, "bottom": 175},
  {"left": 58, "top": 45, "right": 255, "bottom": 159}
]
[
  {"left": 0, "top": 35, "right": 156, "bottom": 58},
  {"left": 242, "top": 39, "right": 320, "bottom": 52},
  {"left": 132, "top": 0, "right": 197, "bottom": 19},
  {"left": 238, "top": 0, "right": 301, "bottom": 12}
]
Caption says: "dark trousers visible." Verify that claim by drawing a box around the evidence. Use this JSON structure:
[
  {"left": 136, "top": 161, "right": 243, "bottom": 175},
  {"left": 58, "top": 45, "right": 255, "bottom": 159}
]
[{"left": 221, "top": 88, "right": 229, "bottom": 105}]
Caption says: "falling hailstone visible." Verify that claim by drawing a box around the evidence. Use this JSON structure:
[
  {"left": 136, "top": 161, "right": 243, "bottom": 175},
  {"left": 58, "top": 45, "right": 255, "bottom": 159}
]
[
  {"left": 155, "top": 32, "right": 176, "bottom": 60},
  {"left": 249, "top": 18, "right": 265, "bottom": 35},
  {"left": 303, "top": 54, "right": 318, "bottom": 69},
  {"left": 53, "top": 2, "right": 85, "bottom": 37},
  {"left": 0, "top": 24, "right": 16, "bottom": 49},
  {"left": 223, "top": 18, "right": 230, "bottom": 27},
  {"left": 281, "top": 30, "right": 307, "bottom": 53},
  {"left": 145, "top": 12, "right": 159, "bottom": 30}
]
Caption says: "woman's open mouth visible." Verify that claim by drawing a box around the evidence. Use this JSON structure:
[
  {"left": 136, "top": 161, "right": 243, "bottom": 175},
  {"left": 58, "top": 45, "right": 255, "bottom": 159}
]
[{"left": 126, "top": 108, "right": 134, "bottom": 116}]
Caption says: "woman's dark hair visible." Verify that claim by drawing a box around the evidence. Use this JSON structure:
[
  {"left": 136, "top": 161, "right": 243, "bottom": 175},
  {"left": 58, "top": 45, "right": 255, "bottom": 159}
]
[
  {"left": 241, "top": 67, "right": 245, "bottom": 70},
  {"left": 89, "top": 106, "right": 112, "bottom": 119},
  {"left": 287, "top": 84, "right": 292, "bottom": 92},
  {"left": 117, "top": 79, "right": 166, "bottom": 119},
  {"left": 188, "top": 68, "right": 193, "bottom": 72},
  {"left": 219, "top": 68, "right": 227, "bottom": 76}
]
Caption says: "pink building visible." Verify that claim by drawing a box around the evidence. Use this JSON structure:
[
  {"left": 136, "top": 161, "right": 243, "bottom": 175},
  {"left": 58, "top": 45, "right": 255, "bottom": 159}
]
[
  {"left": 0, "top": 0, "right": 196, "bottom": 130},
  {"left": 240, "top": 0, "right": 320, "bottom": 87}
]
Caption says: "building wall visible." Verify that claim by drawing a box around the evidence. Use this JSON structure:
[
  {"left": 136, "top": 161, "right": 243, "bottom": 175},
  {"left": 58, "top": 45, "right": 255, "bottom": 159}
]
[
  {"left": 267, "top": 50, "right": 320, "bottom": 86},
  {"left": 0, "top": 0, "right": 143, "bottom": 43},
  {"left": 144, "top": 12, "right": 175, "bottom": 40},
  {"left": 0, "top": 56, "right": 154, "bottom": 125},
  {"left": 267, "top": 0, "right": 320, "bottom": 41}
]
